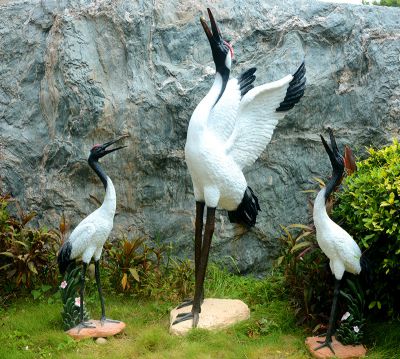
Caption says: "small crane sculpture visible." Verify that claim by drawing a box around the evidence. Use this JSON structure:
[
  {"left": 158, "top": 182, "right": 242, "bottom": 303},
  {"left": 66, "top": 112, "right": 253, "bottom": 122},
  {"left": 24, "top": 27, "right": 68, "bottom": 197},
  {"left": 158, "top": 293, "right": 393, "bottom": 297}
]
[
  {"left": 313, "top": 129, "right": 362, "bottom": 353},
  {"left": 58, "top": 137, "right": 126, "bottom": 330}
]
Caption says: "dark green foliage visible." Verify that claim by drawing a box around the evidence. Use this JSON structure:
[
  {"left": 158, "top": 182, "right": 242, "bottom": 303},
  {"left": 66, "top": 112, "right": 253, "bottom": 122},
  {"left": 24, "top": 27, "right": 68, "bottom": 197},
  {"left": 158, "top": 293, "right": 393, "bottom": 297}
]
[
  {"left": 103, "top": 236, "right": 150, "bottom": 293},
  {"left": 0, "top": 194, "right": 59, "bottom": 293},
  {"left": 333, "top": 140, "right": 400, "bottom": 317},
  {"left": 364, "top": 0, "right": 400, "bottom": 6},
  {"left": 336, "top": 279, "right": 366, "bottom": 345},
  {"left": 60, "top": 266, "right": 90, "bottom": 331},
  {"left": 276, "top": 224, "right": 333, "bottom": 326},
  {"left": 375, "top": 0, "right": 400, "bottom": 7},
  {"left": 246, "top": 318, "right": 281, "bottom": 338}
]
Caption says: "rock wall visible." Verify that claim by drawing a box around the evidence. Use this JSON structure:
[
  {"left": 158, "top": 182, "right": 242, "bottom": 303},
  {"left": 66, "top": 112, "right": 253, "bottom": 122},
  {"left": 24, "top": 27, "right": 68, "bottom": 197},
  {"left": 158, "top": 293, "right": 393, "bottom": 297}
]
[{"left": 1, "top": 0, "right": 399, "bottom": 274}]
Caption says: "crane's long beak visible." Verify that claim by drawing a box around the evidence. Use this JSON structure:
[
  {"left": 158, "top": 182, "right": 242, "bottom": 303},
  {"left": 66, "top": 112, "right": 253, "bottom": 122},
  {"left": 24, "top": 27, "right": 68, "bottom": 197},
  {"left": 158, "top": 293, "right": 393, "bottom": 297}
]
[
  {"left": 321, "top": 134, "right": 336, "bottom": 167},
  {"left": 321, "top": 129, "right": 344, "bottom": 174},
  {"left": 101, "top": 135, "right": 128, "bottom": 155},
  {"left": 327, "top": 128, "right": 340, "bottom": 157},
  {"left": 200, "top": 8, "right": 222, "bottom": 43}
]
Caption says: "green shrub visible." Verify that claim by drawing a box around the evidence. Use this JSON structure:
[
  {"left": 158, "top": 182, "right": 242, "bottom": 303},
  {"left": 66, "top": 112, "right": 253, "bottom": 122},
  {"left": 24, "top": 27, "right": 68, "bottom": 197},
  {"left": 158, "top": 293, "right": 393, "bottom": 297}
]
[
  {"left": 333, "top": 140, "right": 400, "bottom": 317},
  {"left": 336, "top": 279, "right": 366, "bottom": 345},
  {"left": 363, "top": 0, "right": 400, "bottom": 6},
  {"left": 0, "top": 194, "right": 59, "bottom": 295},
  {"left": 276, "top": 224, "right": 333, "bottom": 326},
  {"left": 103, "top": 236, "right": 194, "bottom": 302},
  {"left": 376, "top": 0, "right": 400, "bottom": 7}
]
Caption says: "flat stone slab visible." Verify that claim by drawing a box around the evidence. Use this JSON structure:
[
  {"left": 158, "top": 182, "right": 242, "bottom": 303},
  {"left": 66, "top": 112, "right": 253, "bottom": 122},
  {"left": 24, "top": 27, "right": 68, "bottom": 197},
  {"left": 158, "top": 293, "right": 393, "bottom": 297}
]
[
  {"left": 305, "top": 336, "right": 367, "bottom": 359},
  {"left": 66, "top": 320, "right": 126, "bottom": 340},
  {"left": 170, "top": 298, "right": 250, "bottom": 336}
]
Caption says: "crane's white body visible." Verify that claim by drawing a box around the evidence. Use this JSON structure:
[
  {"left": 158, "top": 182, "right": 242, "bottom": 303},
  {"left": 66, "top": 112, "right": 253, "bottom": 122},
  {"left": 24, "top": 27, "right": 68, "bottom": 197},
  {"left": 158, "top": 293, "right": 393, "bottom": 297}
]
[
  {"left": 69, "top": 176, "right": 116, "bottom": 263},
  {"left": 185, "top": 71, "right": 293, "bottom": 210},
  {"left": 313, "top": 187, "right": 361, "bottom": 280}
]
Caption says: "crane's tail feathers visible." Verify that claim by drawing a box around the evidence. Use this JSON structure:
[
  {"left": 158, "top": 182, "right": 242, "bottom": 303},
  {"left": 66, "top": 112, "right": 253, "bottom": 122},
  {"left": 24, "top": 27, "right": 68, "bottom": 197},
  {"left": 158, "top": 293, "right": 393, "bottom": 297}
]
[
  {"left": 238, "top": 67, "right": 257, "bottom": 98},
  {"left": 228, "top": 186, "right": 261, "bottom": 227},
  {"left": 57, "top": 241, "right": 75, "bottom": 275},
  {"left": 276, "top": 61, "right": 306, "bottom": 112}
]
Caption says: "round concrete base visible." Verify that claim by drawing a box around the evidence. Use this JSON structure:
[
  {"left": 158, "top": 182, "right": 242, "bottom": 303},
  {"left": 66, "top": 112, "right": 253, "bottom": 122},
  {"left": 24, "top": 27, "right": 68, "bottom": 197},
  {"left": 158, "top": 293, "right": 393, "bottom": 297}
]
[
  {"left": 305, "top": 336, "right": 366, "bottom": 358},
  {"left": 66, "top": 320, "right": 126, "bottom": 340},
  {"left": 170, "top": 298, "right": 250, "bottom": 336}
]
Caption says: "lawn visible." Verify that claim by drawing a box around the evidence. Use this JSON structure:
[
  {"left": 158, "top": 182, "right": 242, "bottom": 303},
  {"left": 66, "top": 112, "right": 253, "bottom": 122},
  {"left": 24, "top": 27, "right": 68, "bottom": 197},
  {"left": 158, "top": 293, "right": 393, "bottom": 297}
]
[{"left": 1, "top": 267, "right": 399, "bottom": 359}]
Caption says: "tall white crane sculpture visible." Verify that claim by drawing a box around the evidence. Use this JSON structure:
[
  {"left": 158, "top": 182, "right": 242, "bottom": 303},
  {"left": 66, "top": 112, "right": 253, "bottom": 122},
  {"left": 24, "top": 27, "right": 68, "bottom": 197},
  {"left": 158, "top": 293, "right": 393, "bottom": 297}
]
[
  {"left": 58, "top": 137, "right": 126, "bottom": 329},
  {"left": 174, "top": 8, "right": 306, "bottom": 328},
  {"left": 313, "top": 129, "right": 362, "bottom": 353}
]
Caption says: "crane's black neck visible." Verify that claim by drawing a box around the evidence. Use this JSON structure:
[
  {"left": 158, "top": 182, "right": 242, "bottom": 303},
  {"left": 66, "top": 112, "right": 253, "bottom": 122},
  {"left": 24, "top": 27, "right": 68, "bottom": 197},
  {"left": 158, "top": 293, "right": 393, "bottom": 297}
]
[
  {"left": 88, "top": 158, "right": 107, "bottom": 191},
  {"left": 324, "top": 171, "right": 342, "bottom": 202},
  {"left": 214, "top": 67, "right": 230, "bottom": 106}
]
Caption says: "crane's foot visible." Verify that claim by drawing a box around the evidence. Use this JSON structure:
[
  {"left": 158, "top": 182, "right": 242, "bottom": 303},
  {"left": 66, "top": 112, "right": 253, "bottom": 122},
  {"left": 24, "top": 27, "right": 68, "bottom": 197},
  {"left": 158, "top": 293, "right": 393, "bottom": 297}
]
[
  {"left": 176, "top": 296, "right": 204, "bottom": 311},
  {"left": 100, "top": 316, "right": 121, "bottom": 326},
  {"left": 172, "top": 311, "right": 200, "bottom": 328},
  {"left": 76, "top": 321, "right": 96, "bottom": 333},
  {"left": 314, "top": 339, "right": 335, "bottom": 355},
  {"left": 176, "top": 298, "right": 193, "bottom": 309}
]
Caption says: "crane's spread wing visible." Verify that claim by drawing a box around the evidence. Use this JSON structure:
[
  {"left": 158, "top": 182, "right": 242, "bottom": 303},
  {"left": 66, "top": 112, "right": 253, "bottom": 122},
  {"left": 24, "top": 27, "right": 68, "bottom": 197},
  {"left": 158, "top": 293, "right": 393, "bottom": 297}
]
[
  {"left": 226, "top": 62, "right": 306, "bottom": 169},
  {"left": 208, "top": 68, "right": 257, "bottom": 142}
]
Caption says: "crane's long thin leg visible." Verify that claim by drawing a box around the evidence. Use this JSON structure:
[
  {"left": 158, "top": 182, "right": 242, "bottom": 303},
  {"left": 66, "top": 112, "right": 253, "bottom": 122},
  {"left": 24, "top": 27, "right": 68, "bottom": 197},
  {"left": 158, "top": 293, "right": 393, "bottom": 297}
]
[
  {"left": 177, "top": 201, "right": 205, "bottom": 310},
  {"left": 315, "top": 279, "right": 341, "bottom": 354},
  {"left": 192, "top": 207, "right": 215, "bottom": 327},
  {"left": 173, "top": 207, "right": 215, "bottom": 328},
  {"left": 195, "top": 201, "right": 205, "bottom": 289},
  {"left": 80, "top": 263, "right": 87, "bottom": 323},
  {"left": 95, "top": 260, "right": 120, "bottom": 325},
  {"left": 77, "top": 263, "right": 95, "bottom": 331}
]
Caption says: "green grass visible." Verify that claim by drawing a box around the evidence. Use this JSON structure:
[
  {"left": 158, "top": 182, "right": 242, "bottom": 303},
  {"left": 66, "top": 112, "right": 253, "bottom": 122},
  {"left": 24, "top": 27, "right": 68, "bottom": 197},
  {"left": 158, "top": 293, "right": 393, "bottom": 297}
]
[{"left": 0, "top": 267, "right": 399, "bottom": 358}]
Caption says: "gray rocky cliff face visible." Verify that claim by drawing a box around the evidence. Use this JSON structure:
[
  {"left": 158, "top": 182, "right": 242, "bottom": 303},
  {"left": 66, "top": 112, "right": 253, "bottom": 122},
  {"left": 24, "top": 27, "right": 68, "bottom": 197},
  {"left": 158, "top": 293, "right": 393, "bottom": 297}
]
[{"left": 1, "top": 0, "right": 399, "bottom": 274}]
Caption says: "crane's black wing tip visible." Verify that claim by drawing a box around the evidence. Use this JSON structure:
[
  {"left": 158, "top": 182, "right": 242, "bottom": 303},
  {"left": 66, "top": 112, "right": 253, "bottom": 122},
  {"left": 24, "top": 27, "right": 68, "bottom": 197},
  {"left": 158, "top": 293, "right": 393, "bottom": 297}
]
[
  {"left": 228, "top": 186, "right": 260, "bottom": 227},
  {"left": 57, "top": 241, "right": 75, "bottom": 275},
  {"left": 238, "top": 67, "right": 257, "bottom": 98},
  {"left": 276, "top": 62, "right": 306, "bottom": 112}
]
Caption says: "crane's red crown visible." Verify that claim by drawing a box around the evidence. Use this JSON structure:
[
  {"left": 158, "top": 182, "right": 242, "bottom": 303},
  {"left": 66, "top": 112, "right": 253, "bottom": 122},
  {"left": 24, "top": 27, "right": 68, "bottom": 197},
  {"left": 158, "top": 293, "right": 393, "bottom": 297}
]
[{"left": 224, "top": 41, "right": 234, "bottom": 59}]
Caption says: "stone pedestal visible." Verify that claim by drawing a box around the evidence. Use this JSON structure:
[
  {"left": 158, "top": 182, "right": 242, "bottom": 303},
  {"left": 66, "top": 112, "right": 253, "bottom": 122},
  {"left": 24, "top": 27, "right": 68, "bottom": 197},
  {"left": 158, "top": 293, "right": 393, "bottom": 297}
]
[
  {"left": 305, "top": 336, "right": 366, "bottom": 359},
  {"left": 169, "top": 298, "right": 250, "bottom": 336},
  {"left": 66, "top": 320, "right": 126, "bottom": 340}
]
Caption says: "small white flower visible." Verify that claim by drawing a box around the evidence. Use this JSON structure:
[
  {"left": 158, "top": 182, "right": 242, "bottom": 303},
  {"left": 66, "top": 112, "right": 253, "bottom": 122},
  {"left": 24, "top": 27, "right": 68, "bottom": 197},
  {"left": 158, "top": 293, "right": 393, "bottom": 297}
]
[
  {"left": 60, "top": 281, "right": 67, "bottom": 289},
  {"left": 74, "top": 297, "right": 81, "bottom": 307},
  {"left": 341, "top": 312, "right": 350, "bottom": 321},
  {"left": 353, "top": 326, "right": 360, "bottom": 333}
]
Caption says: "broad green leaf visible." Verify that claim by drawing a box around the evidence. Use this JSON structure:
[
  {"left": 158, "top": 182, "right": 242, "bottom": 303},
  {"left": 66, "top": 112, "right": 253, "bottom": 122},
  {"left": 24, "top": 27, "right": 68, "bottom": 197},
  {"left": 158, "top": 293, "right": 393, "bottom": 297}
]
[
  {"left": 129, "top": 268, "right": 140, "bottom": 282},
  {"left": 121, "top": 273, "right": 128, "bottom": 290},
  {"left": 291, "top": 242, "right": 312, "bottom": 253},
  {"left": 28, "top": 262, "right": 38, "bottom": 274}
]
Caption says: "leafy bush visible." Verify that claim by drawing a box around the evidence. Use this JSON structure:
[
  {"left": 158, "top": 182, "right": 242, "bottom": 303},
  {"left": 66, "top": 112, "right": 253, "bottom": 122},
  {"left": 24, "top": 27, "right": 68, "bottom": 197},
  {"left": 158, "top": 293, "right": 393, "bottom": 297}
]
[
  {"left": 333, "top": 140, "right": 400, "bottom": 317},
  {"left": 103, "top": 236, "right": 194, "bottom": 302},
  {"left": 0, "top": 194, "right": 59, "bottom": 294},
  {"left": 276, "top": 224, "right": 333, "bottom": 326},
  {"left": 363, "top": 0, "right": 400, "bottom": 6},
  {"left": 104, "top": 236, "right": 149, "bottom": 293},
  {"left": 336, "top": 279, "right": 366, "bottom": 345}
]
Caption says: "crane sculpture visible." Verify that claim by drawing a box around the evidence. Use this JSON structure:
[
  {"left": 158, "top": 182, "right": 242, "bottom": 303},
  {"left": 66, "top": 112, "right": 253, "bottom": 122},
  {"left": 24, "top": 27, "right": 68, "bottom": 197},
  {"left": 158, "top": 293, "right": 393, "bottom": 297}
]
[
  {"left": 58, "top": 137, "right": 126, "bottom": 330},
  {"left": 313, "top": 129, "right": 362, "bottom": 353},
  {"left": 173, "top": 8, "right": 306, "bottom": 328}
]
